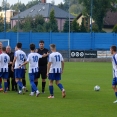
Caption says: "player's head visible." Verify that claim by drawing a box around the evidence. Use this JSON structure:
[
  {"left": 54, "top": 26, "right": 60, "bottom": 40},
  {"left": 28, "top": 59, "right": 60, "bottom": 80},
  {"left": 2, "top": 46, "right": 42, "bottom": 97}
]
[
  {"left": 50, "top": 44, "right": 56, "bottom": 52},
  {"left": 2, "top": 47, "right": 6, "bottom": 52},
  {"left": 30, "top": 43, "right": 35, "bottom": 51},
  {"left": 6, "top": 46, "right": 11, "bottom": 53},
  {"left": 110, "top": 46, "right": 116, "bottom": 54},
  {"left": 16, "top": 43, "right": 22, "bottom": 49},
  {"left": 39, "top": 40, "right": 44, "bottom": 49},
  {"left": 0, "top": 42, "right": 3, "bottom": 49}
]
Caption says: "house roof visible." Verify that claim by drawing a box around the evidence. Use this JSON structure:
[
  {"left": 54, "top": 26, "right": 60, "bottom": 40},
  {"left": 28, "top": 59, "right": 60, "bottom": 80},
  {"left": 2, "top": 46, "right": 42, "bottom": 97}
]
[
  {"left": 11, "top": 3, "right": 75, "bottom": 20},
  {"left": 103, "top": 11, "right": 117, "bottom": 26}
]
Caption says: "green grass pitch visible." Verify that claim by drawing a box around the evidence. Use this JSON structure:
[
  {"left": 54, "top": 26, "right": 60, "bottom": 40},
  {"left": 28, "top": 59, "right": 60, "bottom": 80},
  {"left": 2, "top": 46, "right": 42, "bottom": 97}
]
[{"left": 0, "top": 62, "right": 116, "bottom": 117}]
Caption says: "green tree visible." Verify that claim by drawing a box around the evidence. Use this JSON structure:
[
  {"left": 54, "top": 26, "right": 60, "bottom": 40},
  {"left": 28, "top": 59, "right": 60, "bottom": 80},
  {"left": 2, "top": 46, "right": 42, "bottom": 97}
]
[
  {"left": 113, "top": 24, "right": 117, "bottom": 33},
  {"left": 0, "top": 15, "right": 4, "bottom": 32},
  {"left": 22, "top": 16, "right": 33, "bottom": 32},
  {"left": 80, "top": 20, "right": 87, "bottom": 32},
  {"left": 71, "top": 19, "right": 80, "bottom": 32},
  {"left": 63, "top": 18, "right": 69, "bottom": 32},
  {"left": 79, "top": 0, "right": 117, "bottom": 31},
  {"left": 26, "top": 0, "right": 40, "bottom": 9},
  {"left": 10, "top": 2, "right": 26, "bottom": 12},
  {"left": 49, "top": 9, "right": 58, "bottom": 32}
]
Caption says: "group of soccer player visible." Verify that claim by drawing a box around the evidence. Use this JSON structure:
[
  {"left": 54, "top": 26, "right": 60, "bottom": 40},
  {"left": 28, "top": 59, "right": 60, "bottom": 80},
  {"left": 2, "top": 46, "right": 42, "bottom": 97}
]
[{"left": 0, "top": 40, "right": 66, "bottom": 98}]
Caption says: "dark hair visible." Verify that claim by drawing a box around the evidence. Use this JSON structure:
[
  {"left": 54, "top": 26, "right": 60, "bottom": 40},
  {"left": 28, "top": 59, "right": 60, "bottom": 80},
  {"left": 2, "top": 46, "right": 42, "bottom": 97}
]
[
  {"left": 30, "top": 43, "right": 35, "bottom": 50},
  {"left": 111, "top": 46, "right": 117, "bottom": 52},
  {"left": 39, "top": 40, "right": 44, "bottom": 44},
  {"left": 50, "top": 44, "right": 56, "bottom": 49},
  {"left": 17, "top": 43, "right": 22, "bottom": 48},
  {"left": 2, "top": 47, "right": 6, "bottom": 51}
]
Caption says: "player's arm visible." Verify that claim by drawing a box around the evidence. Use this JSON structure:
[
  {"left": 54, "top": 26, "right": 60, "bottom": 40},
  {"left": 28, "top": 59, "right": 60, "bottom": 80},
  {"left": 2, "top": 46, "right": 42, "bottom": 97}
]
[
  {"left": 12, "top": 56, "right": 17, "bottom": 72},
  {"left": 47, "top": 62, "right": 52, "bottom": 76},
  {"left": 61, "top": 61, "right": 64, "bottom": 74},
  {"left": 19, "top": 61, "right": 29, "bottom": 68}
]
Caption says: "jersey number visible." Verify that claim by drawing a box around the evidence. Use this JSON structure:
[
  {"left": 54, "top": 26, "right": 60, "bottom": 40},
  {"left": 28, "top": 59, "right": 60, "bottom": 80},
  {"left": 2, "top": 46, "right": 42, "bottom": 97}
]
[
  {"left": 19, "top": 54, "right": 24, "bottom": 61},
  {"left": 32, "top": 56, "right": 38, "bottom": 62},
  {"left": 4, "top": 56, "right": 7, "bottom": 63},
  {"left": 54, "top": 55, "right": 60, "bottom": 62}
]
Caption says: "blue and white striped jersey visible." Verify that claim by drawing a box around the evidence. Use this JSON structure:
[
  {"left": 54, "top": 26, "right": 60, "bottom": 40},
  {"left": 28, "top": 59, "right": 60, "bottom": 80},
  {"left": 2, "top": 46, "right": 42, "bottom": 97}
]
[
  {"left": 0, "top": 53, "right": 10, "bottom": 72},
  {"left": 49, "top": 52, "right": 64, "bottom": 73},
  {"left": 27, "top": 52, "right": 42, "bottom": 73},
  {"left": 14, "top": 50, "right": 27, "bottom": 69},
  {"left": 112, "top": 54, "right": 117, "bottom": 78}
]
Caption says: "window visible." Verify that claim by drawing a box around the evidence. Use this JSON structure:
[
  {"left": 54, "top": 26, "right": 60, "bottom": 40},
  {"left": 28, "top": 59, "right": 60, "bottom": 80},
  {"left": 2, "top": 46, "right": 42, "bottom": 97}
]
[{"left": 30, "top": 9, "right": 35, "bottom": 13}]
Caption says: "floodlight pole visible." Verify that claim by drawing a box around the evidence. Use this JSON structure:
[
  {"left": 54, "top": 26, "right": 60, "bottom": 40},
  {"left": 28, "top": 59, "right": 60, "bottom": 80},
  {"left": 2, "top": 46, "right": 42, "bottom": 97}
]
[
  {"left": 4, "top": 0, "right": 7, "bottom": 39},
  {"left": 90, "top": 0, "right": 93, "bottom": 49},
  {"left": 68, "top": 1, "right": 71, "bottom": 62},
  {"left": 17, "top": 0, "right": 19, "bottom": 43}
]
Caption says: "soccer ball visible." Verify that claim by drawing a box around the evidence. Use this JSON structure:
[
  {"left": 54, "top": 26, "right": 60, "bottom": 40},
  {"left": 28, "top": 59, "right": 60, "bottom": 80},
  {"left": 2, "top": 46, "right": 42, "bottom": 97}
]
[{"left": 94, "top": 85, "right": 100, "bottom": 91}]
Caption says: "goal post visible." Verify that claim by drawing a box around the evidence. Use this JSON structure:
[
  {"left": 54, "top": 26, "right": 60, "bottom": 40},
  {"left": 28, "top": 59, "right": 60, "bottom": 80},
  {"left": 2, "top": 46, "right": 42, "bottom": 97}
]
[{"left": 0, "top": 39, "right": 10, "bottom": 46}]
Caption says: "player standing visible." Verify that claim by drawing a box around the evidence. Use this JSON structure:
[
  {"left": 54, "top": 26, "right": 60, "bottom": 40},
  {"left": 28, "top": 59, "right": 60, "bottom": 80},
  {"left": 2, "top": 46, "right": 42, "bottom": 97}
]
[
  {"left": 12, "top": 43, "right": 27, "bottom": 94},
  {"left": 0, "top": 42, "right": 3, "bottom": 91},
  {"left": 110, "top": 46, "right": 117, "bottom": 103},
  {"left": 19, "top": 44, "right": 47, "bottom": 97},
  {"left": 0, "top": 47, "right": 10, "bottom": 93},
  {"left": 47, "top": 44, "right": 66, "bottom": 98}
]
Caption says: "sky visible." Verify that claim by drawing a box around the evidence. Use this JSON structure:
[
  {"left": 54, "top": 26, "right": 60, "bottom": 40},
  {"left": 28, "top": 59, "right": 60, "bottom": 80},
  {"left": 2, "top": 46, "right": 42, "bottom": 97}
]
[{"left": 0, "top": 0, "right": 64, "bottom": 5}]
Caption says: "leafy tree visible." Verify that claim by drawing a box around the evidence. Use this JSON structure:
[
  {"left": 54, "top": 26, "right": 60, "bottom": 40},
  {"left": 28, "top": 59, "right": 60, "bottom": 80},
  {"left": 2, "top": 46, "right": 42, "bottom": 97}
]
[
  {"left": 113, "top": 24, "right": 117, "bottom": 33},
  {"left": 80, "top": 20, "right": 87, "bottom": 32},
  {"left": 71, "top": 19, "right": 80, "bottom": 32},
  {"left": 0, "top": 15, "right": 4, "bottom": 32},
  {"left": 22, "top": 16, "right": 33, "bottom": 32},
  {"left": 1, "top": 0, "right": 10, "bottom": 10},
  {"left": 10, "top": 2, "right": 26, "bottom": 12},
  {"left": 79, "top": 0, "right": 117, "bottom": 31},
  {"left": 49, "top": 9, "right": 58, "bottom": 32},
  {"left": 26, "top": 0, "right": 40, "bottom": 9},
  {"left": 63, "top": 18, "right": 69, "bottom": 32}
]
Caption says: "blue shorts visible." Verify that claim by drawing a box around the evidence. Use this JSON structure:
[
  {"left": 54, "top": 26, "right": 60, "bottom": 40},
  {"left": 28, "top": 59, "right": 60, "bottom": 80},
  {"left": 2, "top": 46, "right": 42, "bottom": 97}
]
[
  {"left": 112, "top": 78, "right": 117, "bottom": 86},
  {"left": 15, "top": 69, "right": 25, "bottom": 79},
  {"left": 48, "top": 73, "right": 61, "bottom": 81},
  {"left": 29, "top": 73, "right": 38, "bottom": 82},
  {"left": 0, "top": 72, "right": 9, "bottom": 79}
]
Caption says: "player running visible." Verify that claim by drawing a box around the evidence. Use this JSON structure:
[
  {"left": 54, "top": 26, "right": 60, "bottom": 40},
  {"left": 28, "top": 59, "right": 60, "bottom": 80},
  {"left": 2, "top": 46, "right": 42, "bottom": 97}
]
[
  {"left": 19, "top": 44, "right": 48, "bottom": 97},
  {"left": 12, "top": 43, "right": 27, "bottom": 94},
  {"left": 47, "top": 44, "right": 66, "bottom": 98},
  {"left": 0, "top": 47, "right": 10, "bottom": 93},
  {"left": 110, "top": 46, "right": 117, "bottom": 103}
]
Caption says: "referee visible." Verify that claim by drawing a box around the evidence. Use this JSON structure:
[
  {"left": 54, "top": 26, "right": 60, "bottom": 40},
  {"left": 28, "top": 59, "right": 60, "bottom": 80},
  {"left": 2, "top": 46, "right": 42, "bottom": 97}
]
[
  {"left": 6, "top": 46, "right": 17, "bottom": 91},
  {"left": 36, "top": 40, "right": 49, "bottom": 93}
]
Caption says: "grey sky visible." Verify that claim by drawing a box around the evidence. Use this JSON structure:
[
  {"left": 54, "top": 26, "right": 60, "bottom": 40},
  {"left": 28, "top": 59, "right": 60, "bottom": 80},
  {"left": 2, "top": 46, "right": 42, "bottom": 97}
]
[{"left": 0, "top": 0, "right": 63, "bottom": 5}]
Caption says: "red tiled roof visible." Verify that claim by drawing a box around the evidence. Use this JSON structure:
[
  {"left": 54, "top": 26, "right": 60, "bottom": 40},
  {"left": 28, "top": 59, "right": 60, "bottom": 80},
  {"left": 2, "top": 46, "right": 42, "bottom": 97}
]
[{"left": 103, "top": 11, "right": 117, "bottom": 26}]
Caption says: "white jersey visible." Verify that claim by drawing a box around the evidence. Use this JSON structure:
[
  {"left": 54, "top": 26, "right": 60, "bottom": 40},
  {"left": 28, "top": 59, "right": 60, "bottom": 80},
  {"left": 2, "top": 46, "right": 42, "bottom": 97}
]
[
  {"left": 0, "top": 53, "right": 10, "bottom": 72},
  {"left": 14, "top": 50, "right": 27, "bottom": 69},
  {"left": 49, "top": 52, "right": 64, "bottom": 73},
  {"left": 27, "top": 52, "right": 42, "bottom": 73},
  {"left": 112, "top": 54, "right": 117, "bottom": 78}
]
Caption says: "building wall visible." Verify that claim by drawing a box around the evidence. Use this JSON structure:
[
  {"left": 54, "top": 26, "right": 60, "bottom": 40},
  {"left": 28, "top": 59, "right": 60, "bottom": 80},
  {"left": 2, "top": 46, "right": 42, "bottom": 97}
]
[
  {"left": 0, "top": 10, "right": 17, "bottom": 23},
  {"left": 103, "top": 28, "right": 113, "bottom": 33}
]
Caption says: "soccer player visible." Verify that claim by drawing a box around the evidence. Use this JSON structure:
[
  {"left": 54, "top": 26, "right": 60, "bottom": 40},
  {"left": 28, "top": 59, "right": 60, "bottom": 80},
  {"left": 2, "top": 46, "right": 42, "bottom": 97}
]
[
  {"left": 0, "top": 47, "right": 10, "bottom": 93},
  {"left": 12, "top": 43, "right": 27, "bottom": 94},
  {"left": 36, "top": 40, "right": 49, "bottom": 93},
  {"left": 47, "top": 44, "right": 66, "bottom": 98},
  {"left": 110, "top": 45, "right": 117, "bottom": 103},
  {"left": 0, "top": 42, "right": 3, "bottom": 91},
  {"left": 19, "top": 44, "right": 47, "bottom": 97}
]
